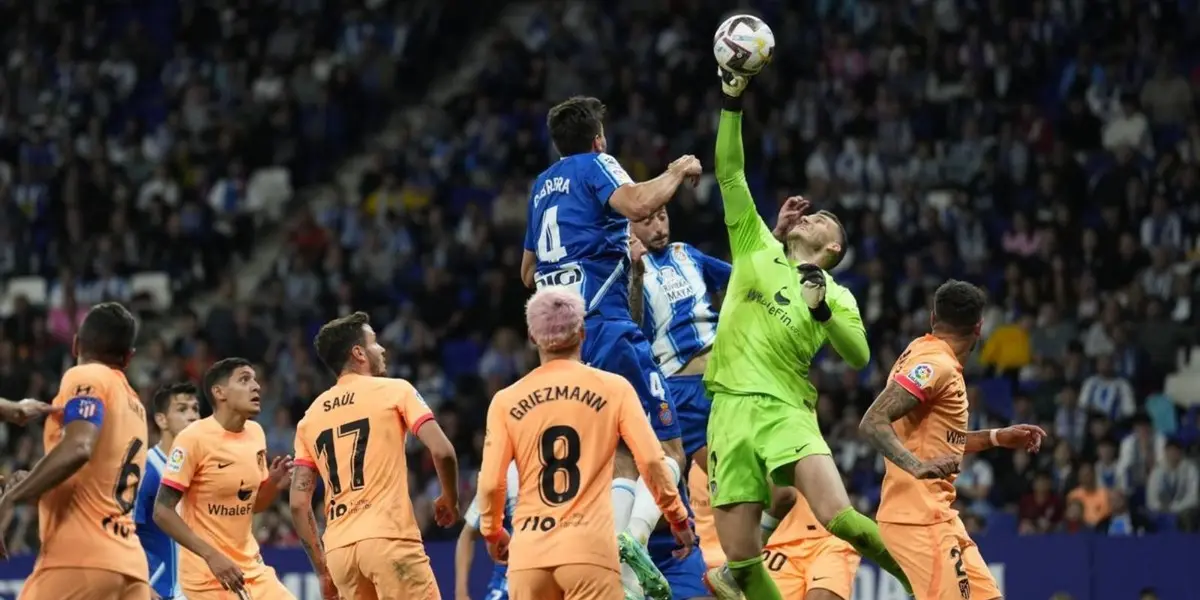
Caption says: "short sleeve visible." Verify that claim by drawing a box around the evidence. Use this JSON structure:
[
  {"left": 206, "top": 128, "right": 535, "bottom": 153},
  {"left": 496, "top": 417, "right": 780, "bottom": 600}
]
[
  {"left": 134, "top": 461, "right": 162, "bottom": 526},
  {"left": 396, "top": 381, "right": 435, "bottom": 434},
  {"left": 293, "top": 419, "right": 316, "bottom": 469},
  {"left": 57, "top": 367, "right": 112, "bottom": 426},
  {"left": 160, "top": 429, "right": 202, "bottom": 491},
  {"left": 255, "top": 423, "right": 270, "bottom": 481},
  {"left": 586, "top": 153, "right": 633, "bottom": 205},
  {"left": 893, "top": 355, "right": 953, "bottom": 403}
]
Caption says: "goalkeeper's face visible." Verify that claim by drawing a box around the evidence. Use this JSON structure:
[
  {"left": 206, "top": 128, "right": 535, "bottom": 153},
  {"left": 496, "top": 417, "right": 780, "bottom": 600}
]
[
  {"left": 787, "top": 213, "right": 842, "bottom": 263},
  {"left": 632, "top": 208, "right": 670, "bottom": 251}
]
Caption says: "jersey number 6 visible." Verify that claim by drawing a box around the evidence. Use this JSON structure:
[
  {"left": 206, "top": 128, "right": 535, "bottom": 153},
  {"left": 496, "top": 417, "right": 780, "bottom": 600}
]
[
  {"left": 315, "top": 418, "right": 371, "bottom": 495},
  {"left": 538, "top": 425, "right": 581, "bottom": 506}
]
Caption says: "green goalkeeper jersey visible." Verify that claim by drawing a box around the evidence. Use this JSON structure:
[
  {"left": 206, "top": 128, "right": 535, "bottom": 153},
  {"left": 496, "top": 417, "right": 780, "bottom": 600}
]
[{"left": 703, "top": 110, "right": 869, "bottom": 410}]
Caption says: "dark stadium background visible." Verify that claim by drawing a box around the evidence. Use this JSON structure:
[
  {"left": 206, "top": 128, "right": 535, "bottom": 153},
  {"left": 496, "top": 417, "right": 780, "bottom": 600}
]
[{"left": 1, "top": 0, "right": 1199, "bottom": 598}]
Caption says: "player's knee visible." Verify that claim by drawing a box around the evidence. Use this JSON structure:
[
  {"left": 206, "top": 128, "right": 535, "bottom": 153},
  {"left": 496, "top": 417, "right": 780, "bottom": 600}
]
[
  {"left": 661, "top": 438, "right": 686, "bottom": 469},
  {"left": 767, "top": 485, "right": 797, "bottom": 519}
]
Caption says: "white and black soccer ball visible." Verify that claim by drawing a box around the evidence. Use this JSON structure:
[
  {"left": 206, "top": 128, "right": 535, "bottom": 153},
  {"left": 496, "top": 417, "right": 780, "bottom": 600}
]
[{"left": 713, "top": 15, "right": 775, "bottom": 76}]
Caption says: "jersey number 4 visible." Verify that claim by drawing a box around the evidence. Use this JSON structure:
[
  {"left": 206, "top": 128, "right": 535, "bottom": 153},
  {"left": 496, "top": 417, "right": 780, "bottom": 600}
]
[
  {"left": 538, "top": 425, "right": 581, "bottom": 505},
  {"left": 537, "top": 205, "right": 568, "bottom": 263},
  {"left": 315, "top": 419, "right": 371, "bottom": 495}
]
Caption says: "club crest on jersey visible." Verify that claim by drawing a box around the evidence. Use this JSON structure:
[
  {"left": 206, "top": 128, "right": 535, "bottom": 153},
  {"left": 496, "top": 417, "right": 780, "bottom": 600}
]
[
  {"left": 658, "top": 402, "right": 674, "bottom": 426},
  {"left": 672, "top": 244, "right": 688, "bottom": 261},
  {"left": 167, "top": 448, "right": 185, "bottom": 473},
  {"left": 907, "top": 363, "right": 935, "bottom": 387}
]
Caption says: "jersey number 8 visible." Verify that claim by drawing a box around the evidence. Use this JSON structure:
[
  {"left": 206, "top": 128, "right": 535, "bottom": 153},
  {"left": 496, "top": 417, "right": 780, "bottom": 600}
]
[{"left": 538, "top": 425, "right": 582, "bottom": 506}]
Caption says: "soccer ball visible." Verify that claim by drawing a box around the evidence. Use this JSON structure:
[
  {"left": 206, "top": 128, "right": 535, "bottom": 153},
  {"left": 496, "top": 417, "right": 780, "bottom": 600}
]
[{"left": 713, "top": 15, "right": 775, "bottom": 76}]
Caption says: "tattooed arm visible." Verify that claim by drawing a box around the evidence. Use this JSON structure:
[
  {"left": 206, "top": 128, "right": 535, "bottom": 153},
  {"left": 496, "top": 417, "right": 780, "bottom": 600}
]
[
  {"left": 288, "top": 465, "right": 328, "bottom": 575},
  {"left": 629, "top": 257, "right": 646, "bottom": 325},
  {"left": 859, "top": 380, "right": 959, "bottom": 479}
]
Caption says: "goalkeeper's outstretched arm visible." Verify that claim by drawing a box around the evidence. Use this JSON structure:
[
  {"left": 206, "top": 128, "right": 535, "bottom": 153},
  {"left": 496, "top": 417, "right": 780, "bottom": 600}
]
[{"left": 715, "top": 71, "right": 773, "bottom": 257}]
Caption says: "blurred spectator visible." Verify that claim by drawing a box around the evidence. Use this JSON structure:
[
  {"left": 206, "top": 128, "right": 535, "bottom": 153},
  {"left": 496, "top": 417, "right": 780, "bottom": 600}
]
[
  {"left": 1019, "top": 471, "right": 1063, "bottom": 533},
  {"left": 1145, "top": 440, "right": 1199, "bottom": 532},
  {"left": 1079, "top": 354, "right": 1137, "bottom": 423},
  {"left": 1066, "top": 462, "right": 1112, "bottom": 527}
]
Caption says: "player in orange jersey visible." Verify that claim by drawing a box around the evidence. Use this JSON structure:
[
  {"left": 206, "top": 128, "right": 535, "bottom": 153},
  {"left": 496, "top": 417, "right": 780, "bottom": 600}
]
[
  {"left": 0, "top": 302, "right": 151, "bottom": 600},
  {"left": 289, "top": 311, "right": 460, "bottom": 600},
  {"left": 686, "top": 464, "right": 724, "bottom": 571},
  {"left": 153, "top": 358, "right": 295, "bottom": 600},
  {"left": 859, "top": 280, "right": 1045, "bottom": 600},
  {"left": 761, "top": 494, "right": 860, "bottom": 600},
  {"left": 476, "top": 286, "right": 696, "bottom": 600}
]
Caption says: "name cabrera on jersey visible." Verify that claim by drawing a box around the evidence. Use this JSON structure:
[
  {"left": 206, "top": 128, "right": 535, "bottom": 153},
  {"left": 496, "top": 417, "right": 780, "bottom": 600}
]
[
  {"left": 524, "top": 152, "right": 636, "bottom": 320},
  {"left": 641, "top": 243, "right": 731, "bottom": 376}
]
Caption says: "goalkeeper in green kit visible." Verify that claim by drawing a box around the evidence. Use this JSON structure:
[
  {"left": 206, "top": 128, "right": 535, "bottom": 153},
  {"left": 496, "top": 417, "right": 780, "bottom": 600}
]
[{"left": 701, "top": 68, "right": 914, "bottom": 599}]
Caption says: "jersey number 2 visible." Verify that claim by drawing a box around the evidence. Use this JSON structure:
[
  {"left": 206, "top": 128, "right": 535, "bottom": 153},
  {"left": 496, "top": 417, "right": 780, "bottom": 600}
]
[
  {"left": 315, "top": 418, "right": 371, "bottom": 495},
  {"left": 537, "top": 205, "right": 568, "bottom": 263},
  {"left": 538, "top": 425, "right": 581, "bottom": 505}
]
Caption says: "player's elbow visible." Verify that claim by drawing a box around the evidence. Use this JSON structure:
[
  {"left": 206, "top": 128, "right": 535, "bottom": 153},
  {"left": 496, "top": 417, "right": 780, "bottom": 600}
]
[
  {"left": 845, "top": 351, "right": 870, "bottom": 371},
  {"left": 714, "top": 163, "right": 745, "bottom": 188},
  {"left": 609, "top": 185, "right": 652, "bottom": 221},
  {"left": 60, "top": 435, "right": 96, "bottom": 468},
  {"left": 857, "top": 410, "right": 883, "bottom": 439}
]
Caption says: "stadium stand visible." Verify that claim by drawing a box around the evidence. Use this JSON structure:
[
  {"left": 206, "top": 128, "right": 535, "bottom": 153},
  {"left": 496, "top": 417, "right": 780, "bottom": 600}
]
[{"left": 1, "top": 0, "right": 1198, "bottom": 590}]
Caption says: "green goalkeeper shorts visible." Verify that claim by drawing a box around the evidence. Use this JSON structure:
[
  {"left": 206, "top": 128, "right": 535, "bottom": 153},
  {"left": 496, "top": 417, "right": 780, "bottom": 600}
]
[{"left": 705, "top": 391, "right": 831, "bottom": 507}]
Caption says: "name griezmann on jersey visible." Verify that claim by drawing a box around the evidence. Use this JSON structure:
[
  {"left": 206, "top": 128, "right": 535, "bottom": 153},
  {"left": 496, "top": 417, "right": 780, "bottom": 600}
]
[{"left": 508, "top": 385, "right": 609, "bottom": 420}]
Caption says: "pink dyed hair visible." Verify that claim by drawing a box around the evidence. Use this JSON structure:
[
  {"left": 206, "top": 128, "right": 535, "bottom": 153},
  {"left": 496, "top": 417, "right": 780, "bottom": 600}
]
[{"left": 525, "top": 286, "right": 585, "bottom": 351}]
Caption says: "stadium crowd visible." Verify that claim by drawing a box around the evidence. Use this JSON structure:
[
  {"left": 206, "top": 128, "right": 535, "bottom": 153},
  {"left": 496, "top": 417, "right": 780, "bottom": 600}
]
[{"left": 3, "top": 0, "right": 1200, "bottom": 557}]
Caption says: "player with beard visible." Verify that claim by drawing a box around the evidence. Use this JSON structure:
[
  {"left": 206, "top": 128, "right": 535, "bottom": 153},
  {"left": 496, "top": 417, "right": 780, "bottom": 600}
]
[
  {"left": 701, "top": 69, "right": 914, "bottom": 600},
  {"left": 154, "top": 358, "right": 295, "bottom": 600},
  {"left": 859, "top": 280, "right": 1045, "bottom": 600},
  {"left": 290, "top": 311, "right": 459, "bottom": 600}
]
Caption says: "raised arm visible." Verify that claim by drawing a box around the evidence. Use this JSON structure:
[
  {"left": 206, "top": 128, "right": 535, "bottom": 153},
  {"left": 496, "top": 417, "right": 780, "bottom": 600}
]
[
  {"left": 476, "top": 398, "right": 515, "bottom": 542},
  {"left": 607, "top": 154, "right": 698, "bottom": 221},
  {"left": 715, "top": 108, "right": 775, "bottom": 258},
  {"left": 628, "top": 236, "right": 647, "bottom": 325}
]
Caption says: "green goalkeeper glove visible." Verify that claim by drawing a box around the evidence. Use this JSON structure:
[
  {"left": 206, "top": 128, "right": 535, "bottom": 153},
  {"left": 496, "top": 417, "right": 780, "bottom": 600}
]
[{"left": 718, "top": 68, "right": 750, "bottom": 97}]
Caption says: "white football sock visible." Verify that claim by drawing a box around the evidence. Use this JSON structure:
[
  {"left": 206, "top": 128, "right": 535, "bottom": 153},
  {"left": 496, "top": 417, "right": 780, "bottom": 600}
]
[
  {"left": 627, "top": 456, "right": 681, "bottom": 544},
  {"left": 612, "top": 477, "right": 637, "bottom": 534}
]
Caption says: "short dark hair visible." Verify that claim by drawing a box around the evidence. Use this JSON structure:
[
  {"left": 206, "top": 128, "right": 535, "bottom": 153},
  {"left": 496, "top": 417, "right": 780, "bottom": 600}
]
[
  {"left": 314, "top": 311, "right": 370, "bottom": 375},
  {"left": 547, "top": 96, "right": 606, "bottom": 156},
  {"left": 817, "top": 210, "right": 848, "bottom": 269},
  {"left": 932, "top": 280, "right": 986, "bottom": 334},
  {"left": 152, "top": 382, "right": 198, "bottom": 415},
  {"left": 76, "top": 302, "right": 138, "bottom": 365},
  {"left": 202, "top": 357, "right": 253, "bottom": 406}
]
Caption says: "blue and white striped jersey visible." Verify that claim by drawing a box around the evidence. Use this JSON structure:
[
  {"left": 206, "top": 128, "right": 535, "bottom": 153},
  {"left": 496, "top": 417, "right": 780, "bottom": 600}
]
[
  {"left": 640, "top": 242, "right": 732, "bottom": 376},
  {"left": 524, "top": 152, "right": 637, "bottom": 320},
  {"left": 134, "top": 445, "right": 182, "bottom": 599}
]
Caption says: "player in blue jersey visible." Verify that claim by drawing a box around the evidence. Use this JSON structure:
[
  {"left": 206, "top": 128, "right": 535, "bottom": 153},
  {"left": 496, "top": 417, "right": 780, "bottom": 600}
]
[
  {"left": 134, "top": 382, "right": 201, "bottom": 600},
  {"left": 520, "top": 95, "right": 703, "bottom": 600},
  {"left": 627, "top": 207, "right": 729, "bottom": 600},
  {"left": 456, "top": 462, "right": 519, "bottom": 600}
]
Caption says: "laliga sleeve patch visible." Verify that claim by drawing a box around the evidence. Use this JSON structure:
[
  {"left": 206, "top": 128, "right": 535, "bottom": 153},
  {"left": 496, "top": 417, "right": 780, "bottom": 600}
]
[
  {"left": 597, "top": 153, "right": 634, "bottom": 186},
  {"left": 166, "top": 447, "right": 186, "bottom": 473},
  {"left": 905, "top": 363, "right": 935, "bottom": 388},
  {"left": 414, "top": 389, "right": 430, "bottom": 409}
]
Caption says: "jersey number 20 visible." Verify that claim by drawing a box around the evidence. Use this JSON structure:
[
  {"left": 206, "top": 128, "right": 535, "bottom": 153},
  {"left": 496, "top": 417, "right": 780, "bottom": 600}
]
[
  {"left": 537, "top": 205, "right": 568, "bottom": 263},
  {"left": 538, "top": 425, "right": 581, "bottom": 505}
]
